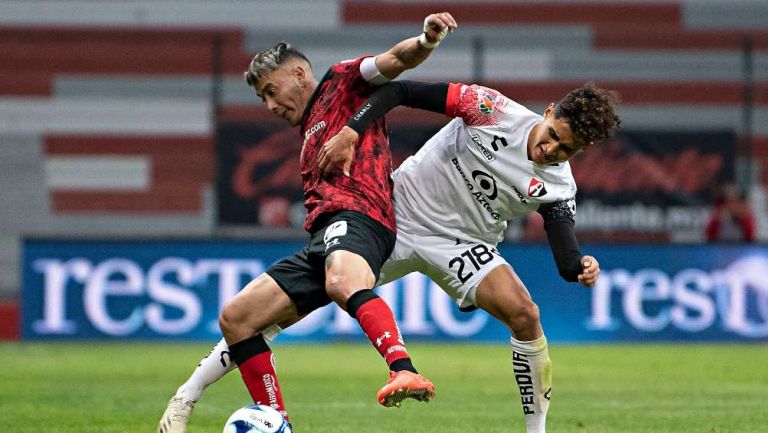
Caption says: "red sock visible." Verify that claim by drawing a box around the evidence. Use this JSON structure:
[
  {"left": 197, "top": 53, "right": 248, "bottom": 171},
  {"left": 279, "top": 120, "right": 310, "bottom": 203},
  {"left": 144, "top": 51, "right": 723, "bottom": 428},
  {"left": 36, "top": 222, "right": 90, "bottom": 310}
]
[
  {"left": 355, "top": 297, "right": 410, "bottom": 366},
  {"left": 238, "top": 351, "right": 289, "bottom": 420}
]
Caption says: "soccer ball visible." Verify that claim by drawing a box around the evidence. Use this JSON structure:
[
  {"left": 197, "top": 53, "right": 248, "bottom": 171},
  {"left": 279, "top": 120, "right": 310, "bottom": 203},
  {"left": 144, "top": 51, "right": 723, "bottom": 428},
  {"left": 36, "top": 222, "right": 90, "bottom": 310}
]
[{"left": 223, "top": 404, "right": 292, "bottom": 433}]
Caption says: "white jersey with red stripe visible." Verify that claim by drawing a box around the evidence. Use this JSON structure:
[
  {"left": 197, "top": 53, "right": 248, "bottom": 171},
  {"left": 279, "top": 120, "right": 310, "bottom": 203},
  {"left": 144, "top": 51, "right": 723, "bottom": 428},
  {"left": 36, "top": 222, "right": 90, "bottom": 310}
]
[{"left": 392, "top": 83, "right": 577, "bottom": 245}]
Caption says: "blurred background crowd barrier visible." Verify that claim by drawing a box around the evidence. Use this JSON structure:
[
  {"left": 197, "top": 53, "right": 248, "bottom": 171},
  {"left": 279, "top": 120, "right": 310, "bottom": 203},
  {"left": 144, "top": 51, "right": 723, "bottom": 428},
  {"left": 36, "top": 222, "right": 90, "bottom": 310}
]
[{"left": 1, "top": 0, "right": 767, "bottom": 342}]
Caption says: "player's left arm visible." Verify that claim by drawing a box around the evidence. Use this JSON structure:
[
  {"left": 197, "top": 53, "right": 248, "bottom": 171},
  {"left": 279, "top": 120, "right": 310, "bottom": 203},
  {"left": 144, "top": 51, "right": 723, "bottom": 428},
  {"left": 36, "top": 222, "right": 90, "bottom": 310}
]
[
  {"left": 537, "top": 200, "right": 600, "bottom": 287},
  {"left": 373, "top": 12, "right": 457, "bottom": 79}
]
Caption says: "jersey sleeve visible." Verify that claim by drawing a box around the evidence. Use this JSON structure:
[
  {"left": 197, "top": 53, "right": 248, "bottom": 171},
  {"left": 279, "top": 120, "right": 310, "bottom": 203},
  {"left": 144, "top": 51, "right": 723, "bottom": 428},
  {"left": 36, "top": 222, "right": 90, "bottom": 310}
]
[
  {"left": 537, "top": 199, "right": 582, "bottom": 282},
  {"left": 537, "top": 198, "right": 576, "bottom": 223},
  {"left": 335, "top": 56, "right": 378, "bottom": 93},
  {"left": 346, "top": 81, "right": 449, "bottom": 134},
  {"left": 445, "top": 83, "right": 506, "bottom": 127}
]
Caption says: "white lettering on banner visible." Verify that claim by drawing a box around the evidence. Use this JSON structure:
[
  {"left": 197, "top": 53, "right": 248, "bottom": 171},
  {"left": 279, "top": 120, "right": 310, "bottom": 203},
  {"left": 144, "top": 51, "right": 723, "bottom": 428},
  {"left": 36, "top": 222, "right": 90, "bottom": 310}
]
[
  {"left": 670, "top": 269, "right": 715, "bottom": 332},
  {"left": 32, "top": 257, "right": 264, "bottom": 336},
  {"left": 146, "top": 258, "right": 201, "bottom": 334},
  {"left": 722, "top": 256, "right": 768, "bottom": 337},
  {"left": 588, "top": 256, "right": 768, "bottom": 337},
  {"left": 30, "top": 253, "right": 768, "bottom": 339},
  {"left": 578, "top": 200, "right": 710, "bottom": 231},
  {"left": 31, "top": 257, "right": 485, "bottom": 338},
  {"left": 623, "top": 269, "right": 670, "bottom": 331},
  {"left": 201, "top": 260, "right": 265, "bottom": 333},
  {"left": 84, "top": 259, "right": 145, "bottom": 335},
  {"left": 32, "top": 259, "right": 89, "bottom": 334}
]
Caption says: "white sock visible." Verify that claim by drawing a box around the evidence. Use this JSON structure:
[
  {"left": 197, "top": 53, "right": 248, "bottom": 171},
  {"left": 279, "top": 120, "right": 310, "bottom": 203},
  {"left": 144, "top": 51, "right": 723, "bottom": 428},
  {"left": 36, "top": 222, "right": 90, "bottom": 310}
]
[
  {"left": 510, "top": 335, "right": 552, "bottom": 433},
  {"left": 175, "top": 337, "right": 236, "bottom": 402},
  {"left": 175, "top": 326, "right": 283, "bottom": 402}
]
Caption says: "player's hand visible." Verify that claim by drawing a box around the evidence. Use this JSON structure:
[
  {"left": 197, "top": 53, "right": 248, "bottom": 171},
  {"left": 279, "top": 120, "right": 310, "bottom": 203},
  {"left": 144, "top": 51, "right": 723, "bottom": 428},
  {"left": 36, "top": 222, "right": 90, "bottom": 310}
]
[
  {"left": 423, "top": 12, "right": 458, "bottom": 44},
  {"left": 318, "top": 126, "right": 358, "bottom": 177},
  {"left": 578, "top": 255, "right": 600, "bottom": 287}
]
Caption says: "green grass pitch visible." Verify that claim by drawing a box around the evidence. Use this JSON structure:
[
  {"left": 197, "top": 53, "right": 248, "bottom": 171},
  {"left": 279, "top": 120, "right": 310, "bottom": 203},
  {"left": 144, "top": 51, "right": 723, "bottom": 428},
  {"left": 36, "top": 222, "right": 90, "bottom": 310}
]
[{"left": 0, "top": 342, "right": 766, "bottom": 432}]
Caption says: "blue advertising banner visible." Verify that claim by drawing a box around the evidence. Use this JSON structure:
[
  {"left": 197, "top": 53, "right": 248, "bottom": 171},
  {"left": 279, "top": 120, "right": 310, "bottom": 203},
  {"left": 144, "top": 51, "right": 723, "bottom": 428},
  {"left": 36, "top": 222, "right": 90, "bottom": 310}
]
[{"left": 22, "top": 240, "right": 768, "bottom": 342}]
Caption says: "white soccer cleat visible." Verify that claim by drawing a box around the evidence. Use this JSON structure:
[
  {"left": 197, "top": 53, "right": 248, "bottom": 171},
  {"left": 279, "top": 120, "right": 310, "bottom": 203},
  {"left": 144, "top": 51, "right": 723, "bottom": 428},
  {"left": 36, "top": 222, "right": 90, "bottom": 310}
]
[{"left": 157, "top": 396, "right": 196, "bottom": 433}]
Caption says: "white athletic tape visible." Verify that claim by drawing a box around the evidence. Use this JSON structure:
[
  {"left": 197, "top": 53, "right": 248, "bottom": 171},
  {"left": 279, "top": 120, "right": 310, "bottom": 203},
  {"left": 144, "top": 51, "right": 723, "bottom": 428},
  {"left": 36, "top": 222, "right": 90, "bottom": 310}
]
[{"left": 418, "top": 16, "right": 449, "bottom": 49}]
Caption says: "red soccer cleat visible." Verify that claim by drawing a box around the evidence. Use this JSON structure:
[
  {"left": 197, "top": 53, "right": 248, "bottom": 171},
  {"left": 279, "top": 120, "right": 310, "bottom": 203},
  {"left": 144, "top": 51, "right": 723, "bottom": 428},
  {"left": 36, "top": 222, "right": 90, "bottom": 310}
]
[{"left": 376, "top": 370, "right": 435, "bottom": 407}]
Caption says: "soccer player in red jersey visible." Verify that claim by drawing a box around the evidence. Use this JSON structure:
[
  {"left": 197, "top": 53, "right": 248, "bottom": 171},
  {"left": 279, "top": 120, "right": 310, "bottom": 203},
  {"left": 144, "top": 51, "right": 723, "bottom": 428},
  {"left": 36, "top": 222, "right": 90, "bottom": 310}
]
[{"left": 158, "top": 12, "right": 457, "bottom": 433}]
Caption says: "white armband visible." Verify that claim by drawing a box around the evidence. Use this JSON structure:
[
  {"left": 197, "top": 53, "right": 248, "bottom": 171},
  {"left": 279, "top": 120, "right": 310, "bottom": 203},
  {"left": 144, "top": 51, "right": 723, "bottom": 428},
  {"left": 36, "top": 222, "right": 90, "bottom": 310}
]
[{"left": 360, "top": 56, "right": 390, "bottom": 85}]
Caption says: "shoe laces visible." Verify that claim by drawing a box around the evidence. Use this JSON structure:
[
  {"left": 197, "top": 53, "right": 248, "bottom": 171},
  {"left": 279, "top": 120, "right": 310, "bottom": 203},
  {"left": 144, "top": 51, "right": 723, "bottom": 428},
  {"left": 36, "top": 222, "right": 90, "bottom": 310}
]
[{"left": 169, "top": 397, "right": 195, "bottom": 422}]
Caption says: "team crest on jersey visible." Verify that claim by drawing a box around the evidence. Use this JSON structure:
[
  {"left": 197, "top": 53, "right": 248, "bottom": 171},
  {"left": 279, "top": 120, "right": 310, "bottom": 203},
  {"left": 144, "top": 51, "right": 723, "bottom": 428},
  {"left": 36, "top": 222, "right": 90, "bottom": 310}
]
[
  {"left": 478, "top": 93, "right": 497, "bottom": 114},
  {"left": 528, "top": 177, "right": 548, "bottom": 197}
]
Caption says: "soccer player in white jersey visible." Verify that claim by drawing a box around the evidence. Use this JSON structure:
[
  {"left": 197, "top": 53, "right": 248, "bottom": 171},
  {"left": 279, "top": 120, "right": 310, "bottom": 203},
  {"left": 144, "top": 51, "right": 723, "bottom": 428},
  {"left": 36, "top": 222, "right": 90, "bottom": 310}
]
[
  {"left": 158, "top": 81, "right": 620, "bottom": 433},
  {"left": 319, "top": 80, "right": 620, "bottom": 433}
]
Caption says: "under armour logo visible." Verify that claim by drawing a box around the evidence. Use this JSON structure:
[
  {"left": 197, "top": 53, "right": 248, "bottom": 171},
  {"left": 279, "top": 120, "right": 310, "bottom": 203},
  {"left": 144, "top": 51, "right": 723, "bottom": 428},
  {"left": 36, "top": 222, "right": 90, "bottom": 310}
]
[{"left": 375, "top": 331, "right": 391, "bottom": 347}]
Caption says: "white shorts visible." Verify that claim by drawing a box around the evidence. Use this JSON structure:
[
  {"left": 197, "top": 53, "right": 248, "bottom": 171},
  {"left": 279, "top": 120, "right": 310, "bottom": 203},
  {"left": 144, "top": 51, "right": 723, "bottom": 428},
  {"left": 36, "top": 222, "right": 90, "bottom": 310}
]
[{"left": 378, "top": 229, "right": 510, "bottom": 310}]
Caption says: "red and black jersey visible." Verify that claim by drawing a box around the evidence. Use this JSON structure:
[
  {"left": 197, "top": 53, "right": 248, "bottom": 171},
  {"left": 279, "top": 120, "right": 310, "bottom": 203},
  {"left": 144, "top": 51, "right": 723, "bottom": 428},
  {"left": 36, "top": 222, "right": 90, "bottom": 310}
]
[{"left": 299, "top": 56, "right": 396, "bottom": 233}]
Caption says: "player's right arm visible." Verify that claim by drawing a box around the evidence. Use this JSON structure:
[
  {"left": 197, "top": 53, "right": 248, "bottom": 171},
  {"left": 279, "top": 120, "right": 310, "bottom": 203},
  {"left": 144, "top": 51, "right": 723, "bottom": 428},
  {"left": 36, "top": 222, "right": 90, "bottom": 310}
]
[{"left": 373, "top": 13, "right": 457, "bottom": 80}]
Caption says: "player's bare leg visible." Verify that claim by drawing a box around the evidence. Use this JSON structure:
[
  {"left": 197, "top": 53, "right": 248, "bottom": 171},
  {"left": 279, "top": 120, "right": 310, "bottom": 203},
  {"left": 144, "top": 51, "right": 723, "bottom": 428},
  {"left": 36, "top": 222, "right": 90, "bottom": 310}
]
[
  {"left": 157, "top": 324, "right": 283, "bottom": 433},
  {"left": 219, "top": 273, "right": 300, "bottom": 421},
  {"left": 157, "top": 337, "right": 234, "bottom": 433},
  {"left": 325, "top": 250, "right": 435, "bottom": 407},
  {"left": 475, "top": 265, "right": 551, "bottom": 433}
]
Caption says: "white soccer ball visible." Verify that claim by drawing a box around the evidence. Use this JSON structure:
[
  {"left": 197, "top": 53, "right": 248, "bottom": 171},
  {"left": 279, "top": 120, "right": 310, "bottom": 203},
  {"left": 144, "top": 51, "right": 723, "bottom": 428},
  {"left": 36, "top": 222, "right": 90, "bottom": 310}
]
[{"left": 223, "top": 404, "right": 292, "bottom": 433}]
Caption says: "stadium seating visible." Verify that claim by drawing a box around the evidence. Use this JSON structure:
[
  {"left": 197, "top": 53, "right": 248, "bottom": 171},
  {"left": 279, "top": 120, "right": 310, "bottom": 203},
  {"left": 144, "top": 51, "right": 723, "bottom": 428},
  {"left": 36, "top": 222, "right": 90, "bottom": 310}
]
[{"left": 0, "top": 0, "right": 767, "bottom": 297}]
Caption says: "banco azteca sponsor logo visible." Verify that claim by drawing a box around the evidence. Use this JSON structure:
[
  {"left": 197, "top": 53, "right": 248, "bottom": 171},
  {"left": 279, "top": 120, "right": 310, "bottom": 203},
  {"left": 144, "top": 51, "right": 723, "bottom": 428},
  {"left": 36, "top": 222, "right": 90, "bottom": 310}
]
[
  {"left": 451, "top": 158, "right": 500, "bottom": 220},
  {"left": 471, "top": 170, "right": 498, "bottom": 200}
]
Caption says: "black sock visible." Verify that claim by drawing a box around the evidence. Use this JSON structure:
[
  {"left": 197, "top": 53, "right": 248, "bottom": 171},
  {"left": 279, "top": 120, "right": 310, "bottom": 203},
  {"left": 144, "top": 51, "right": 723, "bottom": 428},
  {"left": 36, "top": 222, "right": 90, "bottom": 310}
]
[
  {"left": 345, "top": 289, "right": 379, "bottom": 318},
  {"left": 228, "top": 334, "right": 270, "bottom": 366},
  {"left": 389, "top": 358, "right": 417, "bottom": 374}
]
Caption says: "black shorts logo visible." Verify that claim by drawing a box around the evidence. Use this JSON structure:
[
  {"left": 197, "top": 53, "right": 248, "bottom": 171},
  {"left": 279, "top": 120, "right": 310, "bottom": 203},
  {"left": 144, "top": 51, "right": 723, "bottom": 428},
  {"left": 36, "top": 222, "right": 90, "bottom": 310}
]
[{"left": 323, "top": 220, "right": 347, "bottom": 250}]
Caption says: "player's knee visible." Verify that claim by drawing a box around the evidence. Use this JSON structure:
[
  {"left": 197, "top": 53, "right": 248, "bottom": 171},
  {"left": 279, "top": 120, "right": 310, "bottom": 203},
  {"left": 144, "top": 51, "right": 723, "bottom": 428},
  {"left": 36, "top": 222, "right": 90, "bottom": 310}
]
[
  {"left": 218, "top": 299, "right": 242, "bottom": 336},
  {"left": 506, "top": 300, "right": 540, "bottom": 333},
  {"left": 325, "top": 271, "right": 351, "bottom": 304}
]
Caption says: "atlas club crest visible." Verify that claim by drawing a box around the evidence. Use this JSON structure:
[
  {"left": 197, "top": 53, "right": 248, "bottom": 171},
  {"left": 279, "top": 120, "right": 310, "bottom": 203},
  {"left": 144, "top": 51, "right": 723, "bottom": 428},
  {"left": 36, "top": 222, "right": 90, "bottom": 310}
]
[{"left": 528, "top": 178, "right": 548, "bottom": 197}]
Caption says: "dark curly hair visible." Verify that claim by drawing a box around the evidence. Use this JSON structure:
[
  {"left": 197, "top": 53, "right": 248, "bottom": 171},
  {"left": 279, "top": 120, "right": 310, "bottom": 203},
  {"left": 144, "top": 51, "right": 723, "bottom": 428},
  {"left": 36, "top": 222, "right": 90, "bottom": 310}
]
[
  {"left": 244, "top": 42, "right": 311, "bottom": 88},
  {"left": 554, "top": 83, "right": 621, "bottom": 146}
]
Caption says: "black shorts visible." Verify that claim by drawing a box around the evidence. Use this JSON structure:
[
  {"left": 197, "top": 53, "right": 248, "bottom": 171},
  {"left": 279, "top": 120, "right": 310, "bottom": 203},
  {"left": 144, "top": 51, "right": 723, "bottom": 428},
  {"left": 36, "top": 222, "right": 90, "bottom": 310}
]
[{"left": 266, "top": 211, "right": 396, "bottom": 316}]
